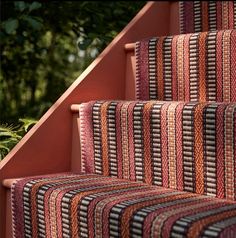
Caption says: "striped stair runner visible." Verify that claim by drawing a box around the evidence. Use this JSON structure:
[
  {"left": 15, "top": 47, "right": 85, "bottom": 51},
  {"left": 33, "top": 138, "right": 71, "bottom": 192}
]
[
  {"left": 179, "top": 1, "right": 236, "bottom": 34},
  {"left": 12, "top": 174, "right": 236, "bottom": 237},
  {"left": 135, "top": 29, "right": 236, "bottom": 101},
  {"left": 11, "top": 1, "right": 236, "bottom": 237},
  {"left": 80, "top": 101, "right": 236, "bottom": 201}
]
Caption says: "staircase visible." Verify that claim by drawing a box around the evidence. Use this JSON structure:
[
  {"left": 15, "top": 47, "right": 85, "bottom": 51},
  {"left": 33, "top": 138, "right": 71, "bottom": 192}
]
[{"left": 0, "top": 1, "right": 235, "bottom": 237}]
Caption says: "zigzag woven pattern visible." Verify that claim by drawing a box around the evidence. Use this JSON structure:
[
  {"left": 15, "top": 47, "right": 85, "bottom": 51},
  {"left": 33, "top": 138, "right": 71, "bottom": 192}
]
[
  {"left": 80, "top": 101, "right": 236, "bottom": 201},
  {"left": 179, "top": 1, "right": 236, "bottom": 34},
  {"left": 135, "top": 29, "right": 236, "bottom": 101},
  {"left": 12, "top": 173, "right": 236, "bottom": 238}
]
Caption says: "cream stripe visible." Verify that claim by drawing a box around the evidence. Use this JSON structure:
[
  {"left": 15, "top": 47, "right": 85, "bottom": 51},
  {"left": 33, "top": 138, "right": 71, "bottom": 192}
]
[
  {"left": 49, "top": 189, "right": 61, "bottom": 238},
  {"left": 167, "top": 102, "right": 178, "bottom": 189},
  {"left": 222, "top": 30, "right": 232, "bottom": 102}
]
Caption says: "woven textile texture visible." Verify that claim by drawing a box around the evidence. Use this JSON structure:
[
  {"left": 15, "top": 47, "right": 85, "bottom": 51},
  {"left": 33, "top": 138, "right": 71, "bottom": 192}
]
[
  {"left": 135, "top": 29, "right": 236, "bottom": 101},
  {"left": 12, "top": 173, "right": 236, "bottom": 238},
  {"left": 179, "top": 1, "right": 236, "bottom": 34},
  {"left": 80, "top": 101, "right": 236, "bottom": 201}
]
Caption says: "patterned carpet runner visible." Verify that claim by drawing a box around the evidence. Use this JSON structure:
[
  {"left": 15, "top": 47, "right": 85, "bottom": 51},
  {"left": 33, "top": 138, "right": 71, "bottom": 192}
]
[
  {"left": 135, "top": 29, "right": 236, "bottom": 101},
  {"left": 80, "top": 101, "right": 236, "bottom": 201},
  {"left": 12, "top": 174, "right": 236, "bottom": 238},
  {"left": 11, "top": 2, "right": 236, "bottom": 238},
  {"left": 179, "top": 1, "right": 236, "bottom": 34}
]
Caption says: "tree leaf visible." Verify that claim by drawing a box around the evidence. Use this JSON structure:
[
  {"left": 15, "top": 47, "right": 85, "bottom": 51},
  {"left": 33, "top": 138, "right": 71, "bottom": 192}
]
[
  {"left": 0, "top": 31, "right": 6, "bottom": 42},
  {"left": 4, "top": 19, "right": 19, "bottom": 34},
  {"left": 78, "top": 38, "right": 92, "bottom": 50},
  {"left": 14, "top": 2, "right": 26, "bottom": 12},
  {"left": 24, "top": 16, "right": 43, "bottom": 30},
  {"left": 29, "top": 2, "right": 42, "bottom": 12}
]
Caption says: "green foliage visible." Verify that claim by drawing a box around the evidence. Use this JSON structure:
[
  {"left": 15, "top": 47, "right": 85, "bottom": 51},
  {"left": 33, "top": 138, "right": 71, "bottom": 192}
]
[
  {"left": 0, "top": 118, "right": 37, "bottom": 160},
  {"left": 3, "top": 18, "right": 19, "bottom": 34},
  {"left": 0, "top": 1, "right": 145, "bottom": 125},
  {"left": 0, "top": 1, "right": 145, "bottom": 159}
]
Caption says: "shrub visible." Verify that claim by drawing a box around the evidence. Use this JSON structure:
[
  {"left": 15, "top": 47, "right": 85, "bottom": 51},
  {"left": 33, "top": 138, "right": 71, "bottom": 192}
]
[{"left": 0, "top": 118, "right": 37, "bottom": 160}]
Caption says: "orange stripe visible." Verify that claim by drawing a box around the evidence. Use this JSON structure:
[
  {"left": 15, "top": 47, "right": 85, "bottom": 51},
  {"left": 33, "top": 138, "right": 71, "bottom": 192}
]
[
  {"left": 184, "top": 34, "right": 191, "bottom": 101},
  {"left": 222, "top": 2, "right": 229, "bottom": 29},
  {"left": 198, "top": 32, "right": 208, "bottom": 101},
  {"left": 222, "top": 30, "right": 231, "bottom": 102},
  {"left": 175, "top": 103, "right": 185, "bottom": 190},
  {"left": 201, "top": 2, "right": 209, "bottom": 31},
  {"left": 49, "top": 189, "right": 61, "bottom": 237},
  {"left": 101, "top": 102, "right": 110, "bottom": 176},
  {"left": 176, "top": 35, "right": 185, "bottom": 101},
  {"left": 143, "top": 101, "right": 155, "bottom": 184},
  {"left": 228, "top": 1, "right": 234, "bottom": 29},
  {"left": 157, "top": 37, "right": 164, "bottom": 100},
  {"left": 224, "top": 104, "right": 236, "bottom": 200},
  {"left": 31, "top": 182, "right": 44, "bottom": 237},
  {"left": 161, "top": 103, "right": 171, "bottom": 187},
  {"left": 194, "top": 103, "right": 207, "bottom": 194},
  {"left": 231, "top": 29, "right": 236, "bottom": 102},
  {"left": 216, "top": 31, "right": 224, "bottom": 101},
  {"left": 171, "top": 35, "right": 178, "bottom": 100},
  {"left": 187, "top": 207, "right": 236, "bottom": 238}
]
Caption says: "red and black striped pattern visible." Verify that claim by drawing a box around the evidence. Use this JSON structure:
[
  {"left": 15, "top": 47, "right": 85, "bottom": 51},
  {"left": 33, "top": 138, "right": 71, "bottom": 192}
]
[
  {"left": 12, "top": 173, "right": 236, "bottom": 238},
  {"left": 179, "top": 1, "right": 236, "bottom": 34},
  {"left": 80, "top": 101, "right": 236, "bottom": 201},
  {"left": 135, "top": 29, "right": 236, "bottom": 101},
  {"left": 11, "top": 3, "right": 236, "bottom": 237}
]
